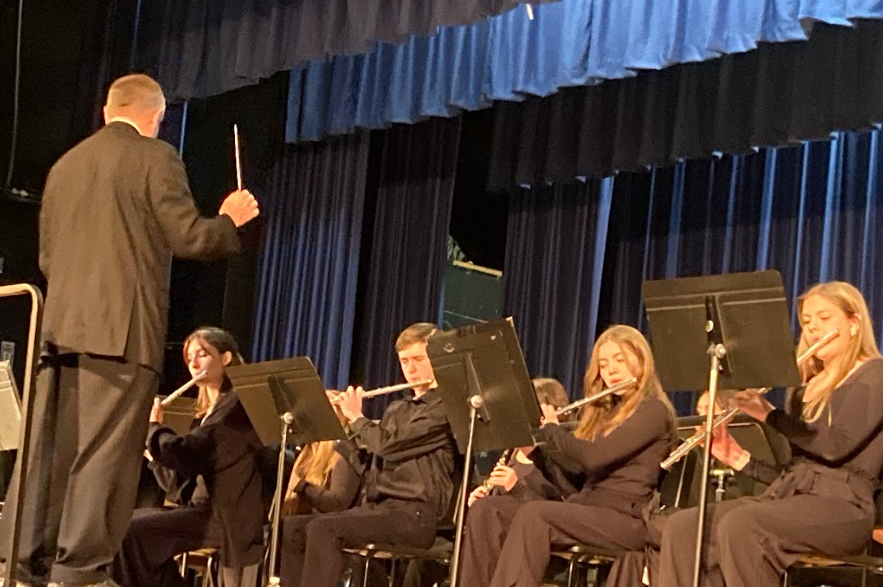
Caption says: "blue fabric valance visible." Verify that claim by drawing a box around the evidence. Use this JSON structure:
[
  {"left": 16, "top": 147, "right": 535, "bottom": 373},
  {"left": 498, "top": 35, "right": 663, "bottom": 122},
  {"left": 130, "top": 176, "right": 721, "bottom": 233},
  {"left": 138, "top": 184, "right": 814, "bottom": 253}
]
[
  {"left": 135, "top": 0, "right": 552, "bottom": 102},
  {"left": 286, "top": 0, "right": 883, "bottom": 143}
]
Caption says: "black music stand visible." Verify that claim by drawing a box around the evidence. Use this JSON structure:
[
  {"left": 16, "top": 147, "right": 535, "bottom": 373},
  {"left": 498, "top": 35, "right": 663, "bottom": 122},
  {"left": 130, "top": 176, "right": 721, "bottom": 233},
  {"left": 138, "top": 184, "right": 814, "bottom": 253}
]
[
  {"left": 227, "top": 358, "right": 346, "bottom": 587},
  {"left": 643, "top": 270, "right": 801, "bottom": 587},
  {"left": 427, "top": 318, "right": 542, "bottom": 587}
]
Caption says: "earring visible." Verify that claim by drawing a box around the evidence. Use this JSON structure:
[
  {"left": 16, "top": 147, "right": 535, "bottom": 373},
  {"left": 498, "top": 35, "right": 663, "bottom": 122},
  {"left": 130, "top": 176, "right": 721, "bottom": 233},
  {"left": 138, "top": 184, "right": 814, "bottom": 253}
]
[{"left": 850, "top": 325, "right": 858, "bottom": 337}]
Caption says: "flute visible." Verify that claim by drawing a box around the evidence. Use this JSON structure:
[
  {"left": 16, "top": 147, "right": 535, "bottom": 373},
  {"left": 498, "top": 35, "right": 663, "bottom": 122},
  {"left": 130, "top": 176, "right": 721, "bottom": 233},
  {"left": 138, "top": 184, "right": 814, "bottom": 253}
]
[
  {"left": 660, "top": 328, "right": 840, "bottom": 470},
  {"left": 554, "top": 377, "right": 638, "bottom": 416},
  {"left": 329, "top": 379, "right": 435, "bottom": 403},
  {"left": 160, "top": 370, "right": 208, "bottom": 406}
]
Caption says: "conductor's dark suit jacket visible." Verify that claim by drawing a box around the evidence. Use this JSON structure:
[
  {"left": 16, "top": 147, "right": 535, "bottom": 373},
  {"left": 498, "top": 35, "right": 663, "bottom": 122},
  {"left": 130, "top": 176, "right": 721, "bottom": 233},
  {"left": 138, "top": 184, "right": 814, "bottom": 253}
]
[{"left": 39, "top": 121, "right": 241, "bottom": 372}]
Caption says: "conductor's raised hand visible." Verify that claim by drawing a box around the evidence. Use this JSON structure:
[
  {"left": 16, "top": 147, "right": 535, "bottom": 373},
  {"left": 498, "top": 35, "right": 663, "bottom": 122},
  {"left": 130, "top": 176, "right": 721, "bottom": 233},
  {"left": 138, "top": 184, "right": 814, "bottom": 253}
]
[
  {"left": 219, "top": 189, "right": 260, "bottom": 227},
  {"left": 337, "top": 385, "right": 365, "bottom": 423}
]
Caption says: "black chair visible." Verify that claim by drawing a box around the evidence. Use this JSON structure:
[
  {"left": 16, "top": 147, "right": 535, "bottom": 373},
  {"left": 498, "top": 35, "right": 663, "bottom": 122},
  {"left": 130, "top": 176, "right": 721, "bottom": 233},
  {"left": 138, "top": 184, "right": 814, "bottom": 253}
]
[{"left": 341, "top": 464, "right": 467, "bottom": 587}]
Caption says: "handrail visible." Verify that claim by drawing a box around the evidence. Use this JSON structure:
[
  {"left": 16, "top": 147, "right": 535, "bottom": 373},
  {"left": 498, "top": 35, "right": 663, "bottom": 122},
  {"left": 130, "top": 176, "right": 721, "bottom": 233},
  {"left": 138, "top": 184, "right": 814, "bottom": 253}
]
[{"left": 0, "top": 283, "right": 43, "bottom": 587}]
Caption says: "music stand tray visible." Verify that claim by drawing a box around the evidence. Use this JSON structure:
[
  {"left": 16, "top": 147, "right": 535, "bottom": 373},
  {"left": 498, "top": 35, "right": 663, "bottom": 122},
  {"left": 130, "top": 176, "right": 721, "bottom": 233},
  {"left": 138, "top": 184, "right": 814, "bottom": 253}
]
[
  {"left": 227, "top": 357, "right": 346, "bottom": 587},
  {"left": 427, "top": 318, "right": 542, "bottom": 587},
  {"left": 642, "top": 270, "right": 802, "bottom": 587}
]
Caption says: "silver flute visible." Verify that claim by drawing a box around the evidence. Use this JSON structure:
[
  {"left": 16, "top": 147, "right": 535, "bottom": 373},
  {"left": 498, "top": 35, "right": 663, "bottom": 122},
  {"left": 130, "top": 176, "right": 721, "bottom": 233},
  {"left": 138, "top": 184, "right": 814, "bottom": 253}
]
[
  {"left": 160, "top": 370, "right": 208, "bottom": 406},
  {"left": 329, "top": 379, "right": 434, "bottom": 402},
  {"left": 661, "top": 328, "right": 840, "bottom": 470},
  {"left": 555, "top": 377, "right": 639, "bottom": 416}
]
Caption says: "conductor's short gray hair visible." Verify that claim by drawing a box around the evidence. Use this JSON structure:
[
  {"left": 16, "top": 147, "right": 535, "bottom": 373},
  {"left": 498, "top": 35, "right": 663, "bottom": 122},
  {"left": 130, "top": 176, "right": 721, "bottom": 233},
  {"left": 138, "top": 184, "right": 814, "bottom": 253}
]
[{"left": 106, "top": 74, "right": 165, "bottom": 116}]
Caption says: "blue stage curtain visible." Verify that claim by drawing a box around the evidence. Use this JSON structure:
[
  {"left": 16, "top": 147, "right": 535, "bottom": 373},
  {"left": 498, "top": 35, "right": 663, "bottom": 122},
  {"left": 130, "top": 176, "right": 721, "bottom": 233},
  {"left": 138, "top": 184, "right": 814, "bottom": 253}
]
[
  {"left": 285, "top": 0, "right": 883, "bottom": 143},
  {"left": 602, "top": 130, "right": 883, "bottom": 413},
  {"left": 489, "top": 19, "right": 883, "bottom": 187},
  {"left": 502, "top": 179, "right": 613, "bottom": 399},
  {"left": 250, "top": 133, "right": 370, "bottom": 390},
  {"left": 351, "top": 118, "right": 461, "bottom": 414},
  {"left": 504, "top": 128, "right": 883, "bottom": 414},
  {"left": 134, "top": 0, "right": 550, "bottom": 102}
]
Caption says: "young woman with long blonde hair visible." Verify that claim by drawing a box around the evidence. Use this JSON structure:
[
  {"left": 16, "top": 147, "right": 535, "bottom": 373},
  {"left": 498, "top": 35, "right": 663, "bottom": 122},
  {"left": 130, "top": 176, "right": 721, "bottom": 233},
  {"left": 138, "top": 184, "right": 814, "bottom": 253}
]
[
  {"left": 658, "top": 281, "right": 883, "bottom": 586},
  {"left": 460, "top": 325, "right": 678, "bottom": 586}
]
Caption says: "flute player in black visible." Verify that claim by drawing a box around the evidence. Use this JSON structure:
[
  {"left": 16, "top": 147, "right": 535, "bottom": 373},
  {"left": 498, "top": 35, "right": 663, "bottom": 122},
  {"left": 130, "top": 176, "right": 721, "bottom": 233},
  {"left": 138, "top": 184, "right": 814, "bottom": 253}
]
[
  {"left": 658, "top": 281, "right": 883, "bottom": 587},
  {"left": 461, "top": 325, "right": 677, "bottom": 587},
  {"left": 279, "top": 322, "right": 457, "bottom": 587},
  {"left": 113, "top": 328, "right": 264, "bottom": 587},
  {"left": 0, "top": 74, "right": 259, "bottom": 587}
]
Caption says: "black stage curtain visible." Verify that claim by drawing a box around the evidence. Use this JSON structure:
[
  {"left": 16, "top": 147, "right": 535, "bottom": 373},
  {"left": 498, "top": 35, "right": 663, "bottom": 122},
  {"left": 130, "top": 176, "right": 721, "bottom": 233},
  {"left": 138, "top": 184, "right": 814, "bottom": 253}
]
[
  {"left": 351, "top": 117, "right": 461, "bottom": 414},
  {"left": 489, "top": 19, "right": 883, "bottom": 189},
  {"left": 134, "top": 0, "right": 555, "bottom": 102}
]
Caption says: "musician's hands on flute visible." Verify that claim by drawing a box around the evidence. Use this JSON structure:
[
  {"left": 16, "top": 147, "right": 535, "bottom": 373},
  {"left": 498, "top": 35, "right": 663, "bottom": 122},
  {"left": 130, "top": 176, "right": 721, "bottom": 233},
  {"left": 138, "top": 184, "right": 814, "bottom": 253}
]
[
  {"left": 337, "top": 385, "right": 365, "bottom": 423},
  {"left": 150, "top": 397, "right": 164, "bottom": 424},
  {"left": 695, "top": 421, "right": 747, "bottom": 468},
  {"left": 733, "top": 388, "right": 775, "bottom": 422},
  {"left": 540, "top": 403, "right": 559, "bottom": 426}
]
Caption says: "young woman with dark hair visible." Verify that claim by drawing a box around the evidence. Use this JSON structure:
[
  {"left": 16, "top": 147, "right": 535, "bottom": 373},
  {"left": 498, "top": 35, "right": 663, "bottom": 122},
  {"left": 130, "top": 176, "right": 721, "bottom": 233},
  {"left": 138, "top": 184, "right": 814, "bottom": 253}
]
[{"left": 113, "top": 327, "right": 264, "bottom": 587}]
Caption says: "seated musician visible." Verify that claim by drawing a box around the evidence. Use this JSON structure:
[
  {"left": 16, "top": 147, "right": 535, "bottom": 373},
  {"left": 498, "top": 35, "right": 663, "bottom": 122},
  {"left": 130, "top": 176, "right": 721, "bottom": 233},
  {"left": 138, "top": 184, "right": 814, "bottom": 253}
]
[
  {"left": 279, "top": 322, "right": 457, "bottom": 587},
  {"left": 281, "top": 434, "right": 366, "bottom": 517},
  {"left": 459, "top": 325, "right": 678, "bottom": 586},
  {"left": 658, "top": 281, "right": 883, "bottom": 587},
  {"left": 467, "top": 378, "right": 571, "bottom": 507},
  {"left": 696, "top": 389, "right": 723, "bottom": 417},
  {"left": 112, "top": 327, "right": 264, "bottom": 587}
]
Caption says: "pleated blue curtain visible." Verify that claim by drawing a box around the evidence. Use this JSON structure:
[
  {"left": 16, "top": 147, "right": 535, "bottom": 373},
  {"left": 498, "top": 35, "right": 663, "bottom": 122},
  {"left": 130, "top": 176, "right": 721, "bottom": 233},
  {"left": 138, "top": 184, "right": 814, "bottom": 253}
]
[
  {"left": 502, "top": 179, "right": 614, "bottom": 399},
  {"left": 352, "top": 117, "right": 461, "bottom": 415},
  {"left": 251, "top": 133, "right": 370, "bottom": 389},
  {"left": 603, "top": 130, "right": 883, "bottom": 413},
  {"left": 285, "top": 0, "right": 883, "bottom": 142},
  {"left": 503, "top": 129, "right": 883, "bottom": 414},
  {"left": 135, "top": 0, "right": 552, "bottom": 101}
]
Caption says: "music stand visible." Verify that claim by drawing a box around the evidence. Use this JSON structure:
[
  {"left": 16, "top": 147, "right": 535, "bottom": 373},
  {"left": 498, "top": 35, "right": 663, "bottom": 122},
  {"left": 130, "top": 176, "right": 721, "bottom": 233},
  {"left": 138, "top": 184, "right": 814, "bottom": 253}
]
[
  {"left": 427, "top": 318, "right": 542, "bottom": 587},
  {"left": 227, "top": 358, "right": 346, "bottom": 587},
  {"left": 643, "top": 270, "right": 801, "bottom": 587}
]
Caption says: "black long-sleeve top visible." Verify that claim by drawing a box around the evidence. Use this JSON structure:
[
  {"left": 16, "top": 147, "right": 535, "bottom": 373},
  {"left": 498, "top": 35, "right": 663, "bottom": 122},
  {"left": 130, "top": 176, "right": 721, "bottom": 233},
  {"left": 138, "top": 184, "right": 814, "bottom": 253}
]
[
  {"left": 147, "top": 391, "right": 264, "bottom": 568},
  {"left": 741, "top": 358, "right": 883, "bottom": 514},
  {"left": 503, "top": 455, "right": 566, "bottom": 502},
  {"left": 293, "top": 439, "right": 366, "bottom": 513},
  {"left": 348, "top": 391, "right": 457, "bottom": 523},
  {"left": 534, "top": 396, "right": 676, "bottom": 516}
]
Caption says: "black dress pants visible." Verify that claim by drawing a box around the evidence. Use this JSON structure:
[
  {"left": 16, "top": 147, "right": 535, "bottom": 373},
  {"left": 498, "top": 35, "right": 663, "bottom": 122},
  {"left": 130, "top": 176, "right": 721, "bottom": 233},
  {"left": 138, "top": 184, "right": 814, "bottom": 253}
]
[
  {"left": 112, "top": 506, "right": 224, "bottom": 587},
  {"left": 279, "top": 501, "right": 436, "bottom": 587},
  {"left": 658, "top": 494, "right": 873, "bottom": 587},
  {"left": 0, "top": 354, "right": 158, "bottom": 585},
  {"left": 479, "top": 499, "right": 645, "bottom": 587}
]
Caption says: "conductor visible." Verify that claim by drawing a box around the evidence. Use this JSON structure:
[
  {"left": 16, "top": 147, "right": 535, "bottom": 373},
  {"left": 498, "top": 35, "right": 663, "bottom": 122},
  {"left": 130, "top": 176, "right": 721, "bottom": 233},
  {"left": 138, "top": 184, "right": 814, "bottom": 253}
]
[{"left": 0, "top": 73, "right": 259, "bottom": 587}]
